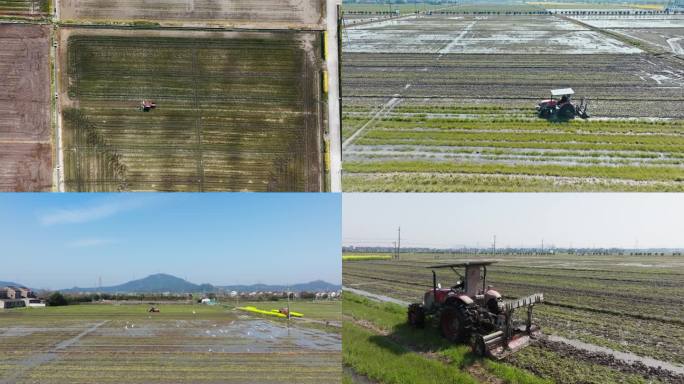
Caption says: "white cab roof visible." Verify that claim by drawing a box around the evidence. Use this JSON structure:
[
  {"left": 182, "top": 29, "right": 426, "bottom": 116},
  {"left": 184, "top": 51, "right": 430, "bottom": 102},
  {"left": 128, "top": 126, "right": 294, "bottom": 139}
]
[{"left": 551, "top": 88, "right": 575, "bottom": 97}]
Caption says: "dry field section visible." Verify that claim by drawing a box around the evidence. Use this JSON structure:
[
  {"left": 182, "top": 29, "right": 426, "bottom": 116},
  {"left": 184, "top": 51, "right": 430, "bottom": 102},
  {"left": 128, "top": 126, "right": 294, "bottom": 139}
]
[
  {"left": 58, "top": 28, "right": 325, "bottom": 192},
  {"left": 342, "top": 14, "right": 684, "bottom": 192},
  {"left": 343, "top": 253, "right": 684, "bottom": 383},
  {"left": 0, "top": 0, "right": 48, "bottom": 17},
  {"left": 0, "top": 24, "right": 52, "bottom": 192},
  {"left": 59, "top": 0, "right": 325, "bottom": 29},
  {"left": 0, "top": 304, "right": 341, "bottom": 383}
]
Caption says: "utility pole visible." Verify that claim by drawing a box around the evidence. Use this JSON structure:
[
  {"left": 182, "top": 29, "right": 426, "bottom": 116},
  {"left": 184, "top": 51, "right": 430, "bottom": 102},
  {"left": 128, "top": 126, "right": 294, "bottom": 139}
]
[
  {"left": 397, "top": 226, "right": 401, "bottom": 259},
  {"left": 492, "top": 235, "right": 496, "bottom": 254}
]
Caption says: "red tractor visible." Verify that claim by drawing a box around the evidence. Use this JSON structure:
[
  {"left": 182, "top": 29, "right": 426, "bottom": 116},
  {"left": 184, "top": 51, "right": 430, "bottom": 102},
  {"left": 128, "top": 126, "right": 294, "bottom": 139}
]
[
  {"left": 408, "top": 262, "right": 543, "bottom": 358},
  {"left": 537, "top": 88, "right": 589, "bottom": 121},
  {"left": 140, "top": 100, "right": 157, "bottom": 112}
]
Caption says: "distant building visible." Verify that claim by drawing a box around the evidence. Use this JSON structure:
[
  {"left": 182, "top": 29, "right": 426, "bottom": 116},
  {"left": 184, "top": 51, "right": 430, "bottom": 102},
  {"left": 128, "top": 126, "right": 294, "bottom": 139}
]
[
  {"left": 22, "top": 298, "right": 45, "bottom": 308},
  {"left": 0, "top": 287, "right": 16, "bottom": 299},
  {"left": 0, "top": 299, "right": 26, "bottom": 309}
]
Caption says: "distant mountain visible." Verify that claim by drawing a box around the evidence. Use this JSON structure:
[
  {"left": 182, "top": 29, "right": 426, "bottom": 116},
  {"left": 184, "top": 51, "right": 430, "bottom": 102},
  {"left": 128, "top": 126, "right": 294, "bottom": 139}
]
[
  {"left": 63, "top": 274, "right": 214, "bottom": 294},
  {"left": 61, "top": 274, "right": 340, "bottom": 294},
  {"left": 218, "top": 280, "right": 341, "bottom": 293},
  {"left": 0, "top": 281, "right": 26, "bottom": 288}
]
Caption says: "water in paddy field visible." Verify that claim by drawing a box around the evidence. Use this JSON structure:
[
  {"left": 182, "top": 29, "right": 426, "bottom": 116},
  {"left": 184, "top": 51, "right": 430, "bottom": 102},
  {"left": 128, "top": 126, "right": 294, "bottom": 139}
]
[{"left": 189, "top": 317, "right": 341, "bottom": 353}]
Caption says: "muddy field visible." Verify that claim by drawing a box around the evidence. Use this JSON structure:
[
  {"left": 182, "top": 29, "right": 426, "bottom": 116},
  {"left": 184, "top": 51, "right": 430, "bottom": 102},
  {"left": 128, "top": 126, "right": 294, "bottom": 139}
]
[
  {"left": 58, "top": 27, "right": 325, "bottom": 192},
  {"left": 0, "top": 304, "right": 341, "bottom": 383},
  {"left": 0, "top": 24, "right": 52, "bottom": 192},
  {"left": 341, "top": 14, "right": 684, "bottom": 192},
  {"left": 343, "top": 252, "right": 684, "bottom": 383},
  {"left": 59, "top": 0, "right": 326, "bottom": 29},
  {"left": 343, "top": 15, "right": 641, "bottom": 54}
]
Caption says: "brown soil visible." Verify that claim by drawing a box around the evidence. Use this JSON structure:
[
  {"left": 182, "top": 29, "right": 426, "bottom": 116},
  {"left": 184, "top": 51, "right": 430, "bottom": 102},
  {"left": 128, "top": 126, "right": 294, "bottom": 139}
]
[{"left": 0, "top": 24, "right": 52, "bottom": 191}]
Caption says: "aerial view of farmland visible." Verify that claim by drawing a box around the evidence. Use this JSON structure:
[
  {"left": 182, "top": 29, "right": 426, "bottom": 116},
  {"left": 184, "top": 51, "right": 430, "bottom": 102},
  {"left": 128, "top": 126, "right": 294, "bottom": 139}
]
[
  {"left": 342, "top": 193, "right": 684, "bottom": 384},
  {"left": 341, "top": 1, "right": 684, "bottom": 192},
  {"left": 0, "top": 193, "right": 343, "bottom": 383},
  {"left": 1, "top": 0, "right": 341, "bottom": 191}
]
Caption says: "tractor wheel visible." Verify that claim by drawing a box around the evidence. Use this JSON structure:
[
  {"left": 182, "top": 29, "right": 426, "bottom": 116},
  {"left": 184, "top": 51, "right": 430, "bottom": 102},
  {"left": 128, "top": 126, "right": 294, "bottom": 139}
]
[
  {"left": 558, "top": 104, "right": 576, "bottom": 120},
  {"left": 408, "top": 304, "right": 425, "bottom": 328},
  {"left": 440, "top": 305, "right": 470, "bottom": 343},
  {"left": 471, "top": 334, "right": 487, "bottom": 357}
]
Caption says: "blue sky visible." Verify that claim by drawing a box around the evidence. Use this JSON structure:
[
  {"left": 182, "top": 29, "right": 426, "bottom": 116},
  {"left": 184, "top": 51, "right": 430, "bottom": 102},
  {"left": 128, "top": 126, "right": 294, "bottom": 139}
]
[
  {"left": 0, "top": 194, "right": 341, "bottom": 290},
  {"left": 344, "top": 193, "right": 684, "bottom": 250}
]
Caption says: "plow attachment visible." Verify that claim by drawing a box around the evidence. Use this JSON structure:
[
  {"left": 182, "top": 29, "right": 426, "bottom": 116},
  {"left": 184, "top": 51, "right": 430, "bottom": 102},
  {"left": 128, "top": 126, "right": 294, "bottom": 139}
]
[
  {"left": 577, "top": 98, "right": 590, "bottom": 119},
  {"left": 472, "top": 293, "right": 544, "bottom": 359}
]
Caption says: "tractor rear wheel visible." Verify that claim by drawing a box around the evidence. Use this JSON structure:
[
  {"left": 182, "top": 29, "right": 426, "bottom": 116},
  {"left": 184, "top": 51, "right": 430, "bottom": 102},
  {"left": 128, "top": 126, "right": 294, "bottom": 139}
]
[
  {"left": 408, "top": 304, "right": 425, "bottom": 328},
  {"left": 558, "top": 104, "right": 576, "bottom": 120},
  {"left": 440, "top": 305, "right": 470, "bottom": 342}
]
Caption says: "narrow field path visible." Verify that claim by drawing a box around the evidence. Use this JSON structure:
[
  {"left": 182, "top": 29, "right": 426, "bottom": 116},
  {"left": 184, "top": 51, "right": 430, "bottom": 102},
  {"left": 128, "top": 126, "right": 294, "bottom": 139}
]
[
  {"left": 342, "top": 94, "right": 404, "bottom": 149},
  {"left": 547, "top": 335, "right": 684, "bottom": 376},
  {"left": 0, "top": 321, "right": 108, "bottom": 384}
]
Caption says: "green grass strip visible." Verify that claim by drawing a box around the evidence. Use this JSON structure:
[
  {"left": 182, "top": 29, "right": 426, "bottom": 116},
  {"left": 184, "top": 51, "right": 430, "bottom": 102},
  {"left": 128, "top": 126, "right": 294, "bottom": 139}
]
[
  {"left": 344, "top": 322, "right": 478, "bottom": 384},
  {"left": 344, "top": 161, "right": 684, "bottom": 182}
]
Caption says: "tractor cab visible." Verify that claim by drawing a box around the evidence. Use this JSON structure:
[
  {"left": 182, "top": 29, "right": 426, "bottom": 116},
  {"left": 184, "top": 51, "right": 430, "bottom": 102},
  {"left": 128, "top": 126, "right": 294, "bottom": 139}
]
[
  {"left": 424, "top": 262, "right": 504, "bottom": 314},
  {"left": 408, "top": 261, "right": 544, "bottom": 359},
  {"left": 140, "top": 100, "right": 157, "bottom": 112},
  {"left": 537, "top": 88, "right": 589, "bottom": 121}
]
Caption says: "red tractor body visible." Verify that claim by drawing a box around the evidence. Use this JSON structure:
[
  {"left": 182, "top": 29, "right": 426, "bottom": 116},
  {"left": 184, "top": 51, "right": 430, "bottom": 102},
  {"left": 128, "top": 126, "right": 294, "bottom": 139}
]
[
  {"left": 537, "top": 88, "right": 589, "bottom": 121},
  {"left": 408, "top": 261, "right": 543, "bottom": 359}
]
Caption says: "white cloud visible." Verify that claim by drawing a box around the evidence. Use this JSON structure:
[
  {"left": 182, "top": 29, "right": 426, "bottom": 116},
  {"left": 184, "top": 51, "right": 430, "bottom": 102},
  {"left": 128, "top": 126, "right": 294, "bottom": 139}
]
[
  {"left": 66, "top": 238, "right": 117, "bottom": 248},
  {"left": 39, "top": 197, "right": 147, "bottom": 226}
]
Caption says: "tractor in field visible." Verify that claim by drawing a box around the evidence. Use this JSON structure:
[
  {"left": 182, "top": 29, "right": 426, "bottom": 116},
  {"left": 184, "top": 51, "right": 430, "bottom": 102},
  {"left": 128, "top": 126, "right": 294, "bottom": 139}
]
[
  {"left": 407, "top": 261, "right": 544, "bottom": 359},
  {"left": 537, "top": 88, "right": 589, "bottom": 121},
  {"left": 140, "top": 100, "right": 157, "bottom": 112}
]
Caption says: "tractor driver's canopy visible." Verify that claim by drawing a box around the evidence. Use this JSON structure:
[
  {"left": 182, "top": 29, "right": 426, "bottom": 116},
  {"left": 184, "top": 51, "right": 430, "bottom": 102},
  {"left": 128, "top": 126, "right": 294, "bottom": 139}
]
[
  {"left": 551, "top": 88, "right": 574, "bottom": 104},
  {"left": 428, "top": 261, "right": 497, "bottom": 296}
]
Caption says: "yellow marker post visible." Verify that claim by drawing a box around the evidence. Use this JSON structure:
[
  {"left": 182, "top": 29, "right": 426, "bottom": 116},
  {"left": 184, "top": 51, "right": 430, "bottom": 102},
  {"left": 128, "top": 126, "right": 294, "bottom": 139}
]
[{"left": 323, "top": 71, "right": 329, "bottom": 94}]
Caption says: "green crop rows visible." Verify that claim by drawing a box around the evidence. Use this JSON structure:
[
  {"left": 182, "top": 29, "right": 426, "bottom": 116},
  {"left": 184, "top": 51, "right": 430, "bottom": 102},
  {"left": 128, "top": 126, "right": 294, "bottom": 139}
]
[
  {"left": 63, "top": 33, "right": 324, "bottom": 192},
  {"left": 342, "top": 252, "right": 684, "bottom": 378}
]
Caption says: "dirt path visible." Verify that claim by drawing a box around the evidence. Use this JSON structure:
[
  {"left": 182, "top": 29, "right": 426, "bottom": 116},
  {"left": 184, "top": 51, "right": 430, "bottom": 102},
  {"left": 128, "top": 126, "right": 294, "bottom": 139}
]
[
  {"left": 327, "top": 0, "right": 342, "bottom": 192},
  {"left": 0, "top": 321, "right": 108, "bottom": 384},
  {"left": 342, "top": 94, "right": 404, "bottom": 149},
  {"left": 547, "top": 335, "right": 684, "bottom": 376}
]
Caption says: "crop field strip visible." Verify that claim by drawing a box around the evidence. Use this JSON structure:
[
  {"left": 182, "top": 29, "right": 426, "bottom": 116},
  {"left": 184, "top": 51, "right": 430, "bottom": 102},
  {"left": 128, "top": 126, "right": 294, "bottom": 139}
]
[
  {"left": 341, "top": 14, "right": 684, "bottom": 192},
  {"left": 0, "top": 24, "right": 52, "bottom": 192},
  {"left": 0, "top": 0, "right": 47, "bottom": 16},
  {"left": 61, "top": 31, "right": 323, "bottom": 192},
  {"left": 0, "top": 305, "right": 341, "bottom": 383},
  {"left": 59, "top": 0, "right": 325, "bottom": 28},
  {"left": 343, "top": 253, "right": 684, "bottom": 370}
]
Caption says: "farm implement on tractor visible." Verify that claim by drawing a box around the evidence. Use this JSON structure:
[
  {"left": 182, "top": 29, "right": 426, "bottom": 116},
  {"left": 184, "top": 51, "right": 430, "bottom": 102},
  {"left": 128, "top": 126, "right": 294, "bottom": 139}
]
[
  {"left": 408, "top": 261, "right": 544, "bottom": 359},
  {"left": 537, "top": 88, "right": 589, "bottom": 121}
]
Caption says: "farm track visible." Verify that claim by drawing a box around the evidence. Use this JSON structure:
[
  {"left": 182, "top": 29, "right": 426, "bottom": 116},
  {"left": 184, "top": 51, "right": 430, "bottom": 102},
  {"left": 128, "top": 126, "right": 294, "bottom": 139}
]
[{"left": 59, "top": 31, "right": 324, "bottom": 191}]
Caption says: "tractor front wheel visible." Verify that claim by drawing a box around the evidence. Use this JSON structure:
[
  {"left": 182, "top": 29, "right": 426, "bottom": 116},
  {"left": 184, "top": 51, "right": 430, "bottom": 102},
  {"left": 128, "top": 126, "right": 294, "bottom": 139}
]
[
  {"left": 440, "top": 306, "right": 469, "bottom": 342},
  {"left": 408, "top": 304, "right": 425, "bottom": 328}
]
